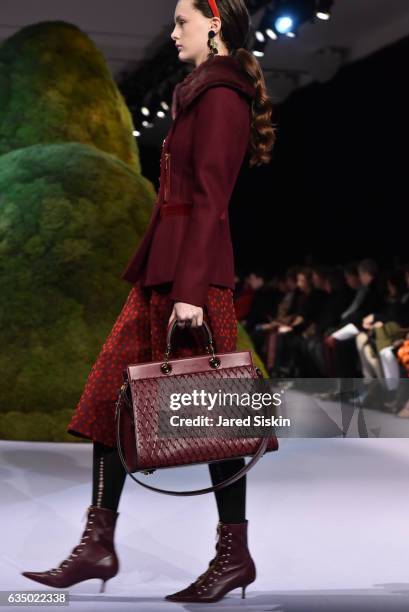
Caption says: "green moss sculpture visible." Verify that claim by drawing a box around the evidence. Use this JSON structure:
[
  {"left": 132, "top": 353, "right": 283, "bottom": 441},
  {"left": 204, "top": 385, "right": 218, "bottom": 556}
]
[
  {"left": 0, "top": 142, "right": 155, "bottom": 417},
  {"left": 0, "top": 21, "right": 139, "bottom": 171}
]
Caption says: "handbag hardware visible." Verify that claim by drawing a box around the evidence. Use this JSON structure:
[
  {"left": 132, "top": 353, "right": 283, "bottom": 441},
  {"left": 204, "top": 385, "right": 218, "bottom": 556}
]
[{"left": 160, "top": 320, "right": 220, "bottom": 374}]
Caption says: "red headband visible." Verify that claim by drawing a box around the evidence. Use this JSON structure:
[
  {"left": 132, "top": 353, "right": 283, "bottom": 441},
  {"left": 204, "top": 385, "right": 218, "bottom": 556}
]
[{"left": 208, "top": 0, "right": 220, "bottom": 19}]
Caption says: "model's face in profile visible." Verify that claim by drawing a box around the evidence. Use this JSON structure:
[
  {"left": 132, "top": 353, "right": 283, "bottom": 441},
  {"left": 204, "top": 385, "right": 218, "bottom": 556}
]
[{"left": 171, "top": 0, "right": 212, "bottom": 67}]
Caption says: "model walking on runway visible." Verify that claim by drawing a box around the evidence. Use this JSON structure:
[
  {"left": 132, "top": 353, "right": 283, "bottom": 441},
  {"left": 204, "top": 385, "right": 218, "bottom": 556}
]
[{"left": 22, "top": 0, "right": 276, "bottom": 603}]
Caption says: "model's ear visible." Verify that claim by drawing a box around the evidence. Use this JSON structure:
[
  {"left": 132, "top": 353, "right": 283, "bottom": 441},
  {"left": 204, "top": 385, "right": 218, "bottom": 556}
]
[{"left": 210, "top": 16, "right": 222, "bottom": 35}]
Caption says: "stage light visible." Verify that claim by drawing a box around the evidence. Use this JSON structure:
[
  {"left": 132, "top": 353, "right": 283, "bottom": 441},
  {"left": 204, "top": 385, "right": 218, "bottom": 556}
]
[
  {"left": 255, "top": 30, "right": 266, "bottom": 43},
  {"left": 266, "top": 28, "right": 278, "bottom": 41},
  {"left": 275, "top": 15, "right": 294, "bottom": 34},
  {"left": 142, "top": 120, "right": 154, "bottom": 128},
  {"left": 160, "top": 101, "right": 169, "bottom": 111},
  {"left": 156, "top": 110, "right": 165, "bottom": 118},
  {"left": 315, "top": 0, "right": 334, "bottom": 20},
  {"left": 132, "top": 130, "right": 141, "bottom": 137},
  {"left": 266, "top": 0, "right": 318, "bottom": 38},
  {"left": 141, "top": 106, "right": 150, "bottom": 116},
  {"left": 252, "top": 34, "right": 267, "bottom": 58},
  {"left": 255, "top": 5, "right": 279, "bottom": 43}
]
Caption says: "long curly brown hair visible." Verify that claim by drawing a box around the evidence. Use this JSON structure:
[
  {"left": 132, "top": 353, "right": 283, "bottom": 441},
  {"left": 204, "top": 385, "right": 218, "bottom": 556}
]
[{"left": 193, "top": 0, "right": 277, "bottom": 167}]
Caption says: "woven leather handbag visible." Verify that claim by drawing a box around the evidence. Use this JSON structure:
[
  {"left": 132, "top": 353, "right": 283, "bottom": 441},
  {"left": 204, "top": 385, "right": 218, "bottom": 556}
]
[{"left": 115, "top": 319, "right": 279, "bottom": 496}]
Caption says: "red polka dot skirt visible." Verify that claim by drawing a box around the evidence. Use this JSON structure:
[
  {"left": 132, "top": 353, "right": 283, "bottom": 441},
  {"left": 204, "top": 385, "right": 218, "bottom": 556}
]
[{"left": 67, "top": 281, "right": 238, "bottom": 448}]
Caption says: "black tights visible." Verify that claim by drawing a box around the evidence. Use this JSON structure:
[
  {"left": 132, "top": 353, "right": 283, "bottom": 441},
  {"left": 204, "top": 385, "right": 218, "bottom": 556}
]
[{"left": 92, "top": 441, "right": 246, "bottom": 523}]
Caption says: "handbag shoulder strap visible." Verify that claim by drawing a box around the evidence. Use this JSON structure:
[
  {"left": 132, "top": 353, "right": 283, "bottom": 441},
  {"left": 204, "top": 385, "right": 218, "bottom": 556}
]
[{"left": 115, "top": 381, "right": 270, "bottom": 497}]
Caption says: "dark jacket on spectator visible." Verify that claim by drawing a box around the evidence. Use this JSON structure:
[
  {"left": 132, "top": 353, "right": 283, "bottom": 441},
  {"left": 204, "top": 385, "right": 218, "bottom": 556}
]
[
  {"left": 374, "top": 291, "right": 409, "bottom": 328},
  {"left": 245, "top": 284, "right": 281, "bottom": 333},
  {"left": 315, "top": 287, "right": 354, "bottom": 336},
  {"left": 340, "top": 279, "right": 384, "bottom": 328},
  {"left": 293, "top": 289, "right": 327, "bottom": 333}
]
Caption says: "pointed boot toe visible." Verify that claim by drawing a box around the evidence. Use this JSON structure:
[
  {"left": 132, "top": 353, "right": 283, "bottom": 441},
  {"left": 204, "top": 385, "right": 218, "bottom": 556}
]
[
  {"left": 21, "top": 505, "right": 119, "bottom": 592},
  {"left": 21, "top": 571, "right": 53, "bottom": 587},
  {"left": 164, "top": 520, "right": 256, "bottom": 603}
]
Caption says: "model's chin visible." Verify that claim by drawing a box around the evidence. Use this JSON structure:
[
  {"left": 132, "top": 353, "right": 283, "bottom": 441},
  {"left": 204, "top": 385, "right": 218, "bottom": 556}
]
[{"left": 177, "top": 50, "right": 191, "bottom": 64}]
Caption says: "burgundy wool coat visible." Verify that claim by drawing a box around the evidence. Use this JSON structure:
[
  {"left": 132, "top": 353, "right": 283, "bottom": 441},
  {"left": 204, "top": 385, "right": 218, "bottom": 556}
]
[{"left": 120, "top": 54, "right": 257, "bottom": 308}]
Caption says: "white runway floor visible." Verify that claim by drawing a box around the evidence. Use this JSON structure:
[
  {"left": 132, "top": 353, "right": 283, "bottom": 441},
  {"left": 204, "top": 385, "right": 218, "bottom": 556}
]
[{"left": 2, "top": 409, "right": 409, "bottom": 611}]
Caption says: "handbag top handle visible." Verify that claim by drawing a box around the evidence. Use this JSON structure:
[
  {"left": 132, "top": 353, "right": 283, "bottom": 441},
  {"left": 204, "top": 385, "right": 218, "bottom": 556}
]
[{"left": 161, "top": 320, "right": 220, "bottom": 374}]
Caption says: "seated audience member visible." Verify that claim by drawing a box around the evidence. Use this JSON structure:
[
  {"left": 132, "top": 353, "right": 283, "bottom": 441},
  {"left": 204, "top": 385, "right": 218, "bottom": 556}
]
[
  {"left": 356, "top": 270, "right": 409, "bottom": 382},
  {"left": 356, "top": 265, "right": 409, "bottom": 410},
  {"left": 339, "top": 258, "right": 384, "bottom": 330},
  {"left": 271, "top": 267, "right": 327, "bottom": 377},
  {"left": 323, "top": 259, "right": 384, "bottom": 383},
  {"left": 304, "top": 266, "right": 354, "bottom": 376},
  {"left": 256, "top": 268, "right": 300, "bottom": 371},
  {"left": 274, "top": 267, "right": 300, "bottom": 324},
  {"left": 241, "top": 270, "right": 279, "bottom": 356},
  {"left": 316, "top": 267, "right": 354, "bottom": 335},
  {"left": 234, "top": 272, "right": 255, "bottom": 322}
]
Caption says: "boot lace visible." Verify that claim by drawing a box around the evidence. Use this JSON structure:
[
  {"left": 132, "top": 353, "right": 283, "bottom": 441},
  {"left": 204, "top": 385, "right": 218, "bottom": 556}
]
[
  {"left": 190, "top": 523, "right": 233, "bottom": 595},
  {"left": 48, "top": 509, "right": 95, "bottom": 575}
]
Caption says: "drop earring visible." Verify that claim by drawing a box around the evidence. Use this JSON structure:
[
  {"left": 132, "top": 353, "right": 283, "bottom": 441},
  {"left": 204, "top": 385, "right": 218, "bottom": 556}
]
[{"left": 207, "top": 29, "right": 218, "bottom": 57}]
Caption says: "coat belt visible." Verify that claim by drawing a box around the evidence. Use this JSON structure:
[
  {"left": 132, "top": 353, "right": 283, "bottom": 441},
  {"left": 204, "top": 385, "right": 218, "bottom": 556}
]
[
  {"left": 160, "top": 200, "right": 193, "bottom": 217},
  {"left": 160, "top": 200, "right": 227, "bottom": 220}
]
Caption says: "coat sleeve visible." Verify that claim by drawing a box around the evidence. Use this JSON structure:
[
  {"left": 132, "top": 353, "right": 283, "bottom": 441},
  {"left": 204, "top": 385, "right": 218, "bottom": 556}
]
[{"left": 169, "top": 85, "right": 251, "bottom": 307}]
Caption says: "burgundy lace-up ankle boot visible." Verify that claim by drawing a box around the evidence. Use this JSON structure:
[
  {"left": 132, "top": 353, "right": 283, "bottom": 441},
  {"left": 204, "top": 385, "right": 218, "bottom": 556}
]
[
  {"left": 21, "top": 505, "right": 119, "bottom": 593},
  {"left": 165, "top": 520, "right": 256, "bottom": 603}
]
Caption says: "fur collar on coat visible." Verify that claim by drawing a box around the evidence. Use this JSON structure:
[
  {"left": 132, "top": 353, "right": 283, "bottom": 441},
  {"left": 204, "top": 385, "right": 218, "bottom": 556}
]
[{"left": 171, "top": 54, "right": 257, "bottom": 120}]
